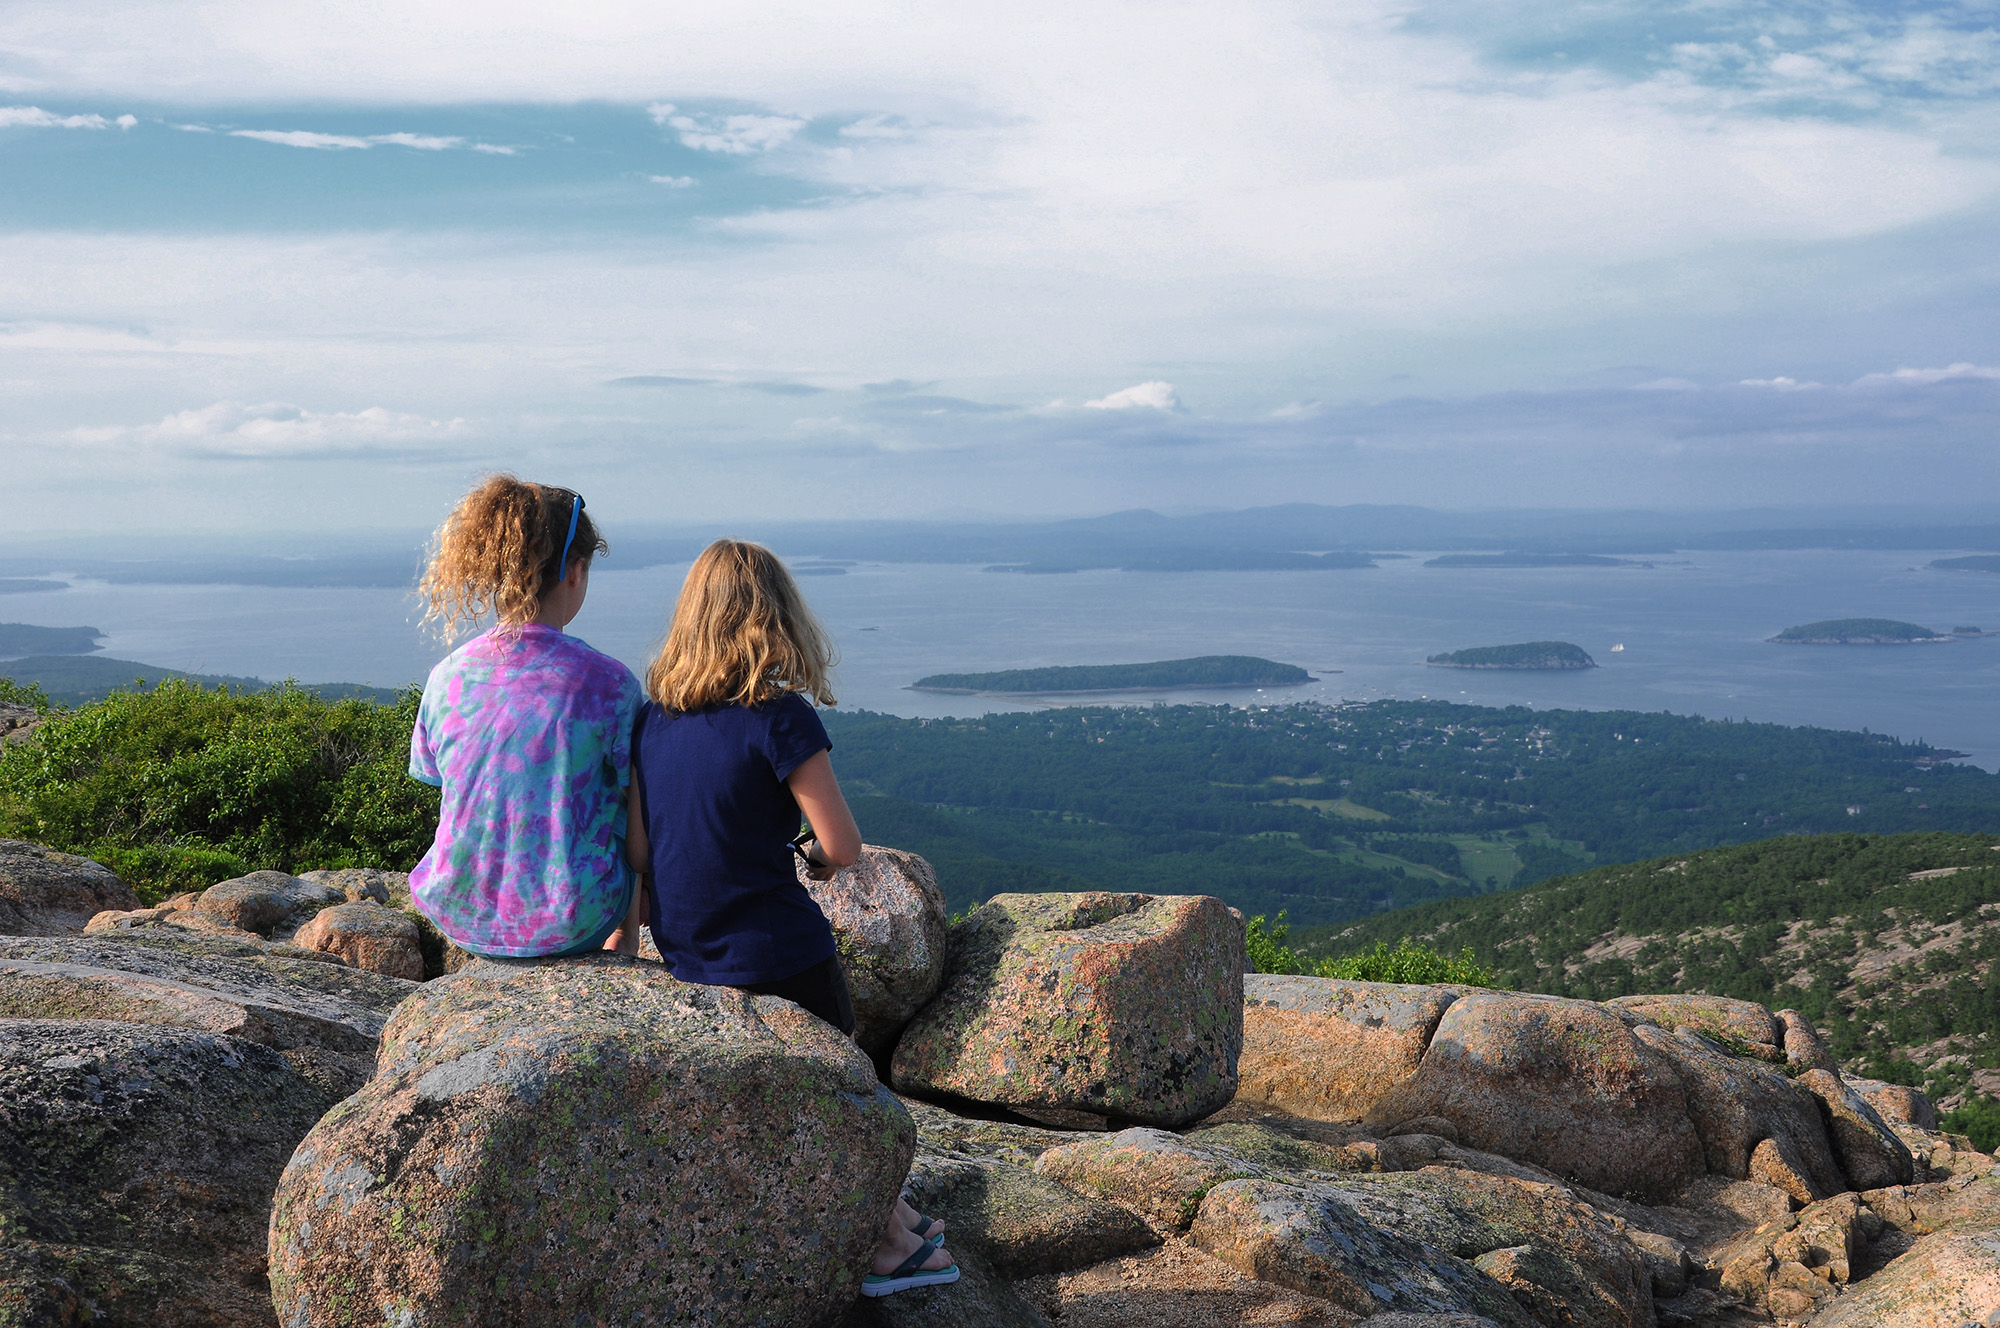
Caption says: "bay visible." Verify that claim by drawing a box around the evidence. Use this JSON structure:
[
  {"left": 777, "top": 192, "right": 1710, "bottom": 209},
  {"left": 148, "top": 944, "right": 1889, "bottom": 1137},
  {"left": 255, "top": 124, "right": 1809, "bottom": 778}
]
[{"left": 5, "top": 548, "right": 2000, "bottom": 767}]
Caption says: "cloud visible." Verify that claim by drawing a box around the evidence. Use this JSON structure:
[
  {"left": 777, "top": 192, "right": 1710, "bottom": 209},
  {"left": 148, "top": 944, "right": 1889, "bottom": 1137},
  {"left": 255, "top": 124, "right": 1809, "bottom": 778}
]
[
  {"left": 0, "top": 105, "right": 127, "bottom": 129},
  {"left": 1739, "top": 377, "right": 1823, "bottom": 390},
  {"left": 70, "top": 400, "right": 469, "bottom": 458},
  {"left": 864, "top": 394, "right": 1013, "bottom": 416},
  {"left": 1085, "top": 381, "right": 1181, "bottom": 412},
  {"left": 1853, "top": 363, "right": 2000, "bottom": 387},
  {"left": 646, "top": 174, "right": 697, "bottom": 187},
  {"left": 647, "top": 101, "right": 804, "bottom": 154},
  {"left": 605, "top": 375, "right": 712, "bottom": 387},
  {"left": 862, "top": 379, "right": 937, "bottom": 396},
  {"left": 739, "top": 381, "right": 823, "bottom": 396},
  {"left": 227, "top": 127, "right": 513, "bottom": 153},
  {"left": 1632, "top": 378, "right": 1702, "bottom": 392}
]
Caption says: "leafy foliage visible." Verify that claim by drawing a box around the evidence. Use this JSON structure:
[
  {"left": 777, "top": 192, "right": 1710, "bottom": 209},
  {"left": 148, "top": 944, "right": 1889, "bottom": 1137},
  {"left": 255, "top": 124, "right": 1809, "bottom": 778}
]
[
  {"left": 1943, "top": 1096, "right": 2000, "bottom": 1153},
  {"left": 0, "top": 679, "right": 437, "bottom": 903},
  {"left": 1247, "top": 911, "right": 1498, "bottom": 987}
]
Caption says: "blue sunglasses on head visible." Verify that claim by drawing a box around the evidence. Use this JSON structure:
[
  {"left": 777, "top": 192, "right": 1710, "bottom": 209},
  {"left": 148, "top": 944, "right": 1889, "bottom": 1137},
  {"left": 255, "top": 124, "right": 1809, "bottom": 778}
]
[{"left": 557, "top": 494, "right": 584, "bottom": 578}]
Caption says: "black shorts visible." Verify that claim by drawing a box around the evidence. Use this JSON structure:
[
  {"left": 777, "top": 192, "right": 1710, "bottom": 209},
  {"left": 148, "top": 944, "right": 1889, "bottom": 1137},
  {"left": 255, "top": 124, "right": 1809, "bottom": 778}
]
[{"left": 737, "top": 955, "right": 856, "bottom": 1037}]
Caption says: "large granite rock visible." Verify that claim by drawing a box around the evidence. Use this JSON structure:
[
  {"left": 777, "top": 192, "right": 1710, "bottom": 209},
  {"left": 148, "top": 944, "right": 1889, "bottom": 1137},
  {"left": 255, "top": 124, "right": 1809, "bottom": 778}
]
[
  {"left": 0, "top": 840, "right": 139, "bottom": 936},
  {"left": 1605, "top": 992, "right": 1784, "bottom": 1061},
  {"left": 1634, "top": 1022, "right": 1847, "bottom": 1202},
  {"left": 1713, "top": 1192, "right": 1866, "bottom": 1320},
  {"left": 1846, "top": 1075, "right": 1940, "bottom": 1131},
  {"left": 1189, "top": 1178, "right": 1533, "bottom": 1324},
  {"left": 1369, "top": 992, "right": 1705, "bottom": 1200},
  {"left": 798, "top": 845, "right": 949, "bottom": 1065},
  {"left": 902, "top": 1144, "right": 1158, "bottom": 1274},
  {"left": 193, "top": 869, "right": 343, "bottom": 939},
  {"left": 0, "top": 1018, "right": 339, "bottom": 1327},
  {"left": 1327, "top": 1167, "right": 1653, "bottom": 1328},
  {"left": 290, "top": 901, "right": 425, "bottom": 980},
  {"left": 1236, "top": 974, "right": 1460, "bottom": 1122},
  {"left": 1800, "top": 1067, "right": 1916, "bottom": 1191},
  {"left": 268, "top": 953, "right": 914, "bottom": 1328},
  {"left": 1806, "top": 1224, "right": 2000, "bottom": 1326},
  {"left": 1035, "top": 1126, "right": 1274, "bottom": 1235},
  {"left": 0, "top": 932, "right": 419, "bottom": 1097},
  {"left": 891, "top": 892, "right": 1244, "bottom": 1129}
]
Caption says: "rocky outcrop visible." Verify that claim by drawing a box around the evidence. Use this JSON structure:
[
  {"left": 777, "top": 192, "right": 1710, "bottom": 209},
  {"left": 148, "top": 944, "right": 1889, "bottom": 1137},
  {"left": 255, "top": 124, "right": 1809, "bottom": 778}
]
[
  {"left": 799, "top": 845, "right": 950, "bottom": 1065},
  {"left": 268, "top": 954, "right": 915, "bottom": 1328},
  {"left": 1237, "top": 974, "right": 1459, "bottom": 1121},
  {"left": 1847, "top": 1075, "right": 1940, "bottom": 1131},
  {"left": 0, "top": 930, "right": 418, "bottom": 1097},
  {"left": 1607, "top": 992, "right": 1785, "bottom": 1061},
  {"left": 0, "top": 1018, "right": 340, "bottom": 1326},
  {"left": 290, "top": 900, "right": 425, "bottom": 979},
  {"left": 1799, "top": 1067, "right": 1916, "bottom": 1191},
  {"left": 1806, "top": 1225, "right": 2000, "bottom": 1325},
  {"left": 0, "top": 839, "right": 139, "bottom": 936},
  {"left": 191, "top": 869, "right": 343, "bottom": 938},
  {"left": 1369, "top": 992, "right": 1706, "bottom": 1199},
  {"left": 892, "top": 892, "right": 1243, "bottom": 1129}
]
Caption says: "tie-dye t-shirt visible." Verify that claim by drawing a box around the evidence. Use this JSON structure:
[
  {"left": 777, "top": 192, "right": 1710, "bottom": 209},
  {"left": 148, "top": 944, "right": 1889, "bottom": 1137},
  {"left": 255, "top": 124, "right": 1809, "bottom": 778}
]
[{"left": 408, "top": 624, "right": 644, "bottom": 957}]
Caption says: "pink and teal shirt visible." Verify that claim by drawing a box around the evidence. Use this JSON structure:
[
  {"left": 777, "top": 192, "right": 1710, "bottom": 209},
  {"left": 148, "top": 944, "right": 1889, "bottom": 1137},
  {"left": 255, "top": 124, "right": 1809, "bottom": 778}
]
[{"left": 408, "top": 624, "right": 644, "bottom": 957}]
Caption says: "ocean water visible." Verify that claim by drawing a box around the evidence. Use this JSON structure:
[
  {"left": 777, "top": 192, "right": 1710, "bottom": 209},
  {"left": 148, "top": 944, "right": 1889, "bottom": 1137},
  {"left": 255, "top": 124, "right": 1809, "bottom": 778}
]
[{"left": 7, "top": 548, "right": 2000, "bottom": 766}]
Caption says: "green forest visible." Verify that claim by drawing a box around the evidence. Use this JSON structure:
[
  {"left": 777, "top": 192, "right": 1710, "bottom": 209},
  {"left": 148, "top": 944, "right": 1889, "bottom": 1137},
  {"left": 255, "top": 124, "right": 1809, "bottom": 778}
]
[
  {"left": 1300, "top": 832, "right": 2000, "bottom": 1115},
  {"left": 1424, "top": 642, "right": 1595, "bottom": 669}
]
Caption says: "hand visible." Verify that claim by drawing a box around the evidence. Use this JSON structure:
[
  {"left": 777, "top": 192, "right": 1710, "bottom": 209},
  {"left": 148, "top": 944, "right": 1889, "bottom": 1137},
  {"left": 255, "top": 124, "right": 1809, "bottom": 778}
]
[{"left": 802, "top": 842, "right": 839, "bottom": 882}]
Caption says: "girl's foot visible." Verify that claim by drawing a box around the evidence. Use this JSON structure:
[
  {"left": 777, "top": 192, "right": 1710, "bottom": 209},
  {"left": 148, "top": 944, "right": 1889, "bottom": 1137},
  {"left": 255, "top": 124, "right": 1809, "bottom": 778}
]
[
  {"left": 863, "top": 1215, "right": 957, "bottom": 1297},
  {"left": 896, "top": 1193, "right": 945, "bottom": 1240}
]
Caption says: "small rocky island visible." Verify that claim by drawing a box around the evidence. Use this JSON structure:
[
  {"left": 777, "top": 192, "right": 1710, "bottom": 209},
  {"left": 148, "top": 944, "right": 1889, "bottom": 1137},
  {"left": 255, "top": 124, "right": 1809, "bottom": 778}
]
[
  {"left": 0, "top": 622, "right": 103, "bottom": 657},
  {"left": 1426, "top": 641, "right": 1597, "bottom": 670},
  {"left": 1770, "top": 618, "right": 1953, "bottom": 644},
  {"left": 912, "top": 655, "right": 1313, "bottom": 694}
]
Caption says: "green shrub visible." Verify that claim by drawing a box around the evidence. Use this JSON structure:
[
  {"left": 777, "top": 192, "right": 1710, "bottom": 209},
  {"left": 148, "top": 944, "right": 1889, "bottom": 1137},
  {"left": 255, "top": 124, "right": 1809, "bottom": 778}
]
[
  {"left": 0, "top": 677, "right": 50, "bottom": 711},
  {"left": 0, "top": 678, "right": 437, "bottom": 903},
  {"left": 1321, "top": 938, "right": 1497, "bottom": 986},
  {"left": 1247, "top": 911, "right": 1499, "bottom": 987},
  {"left": 1942, "top": 1095, "right": 2000, "bottom": 1154}
]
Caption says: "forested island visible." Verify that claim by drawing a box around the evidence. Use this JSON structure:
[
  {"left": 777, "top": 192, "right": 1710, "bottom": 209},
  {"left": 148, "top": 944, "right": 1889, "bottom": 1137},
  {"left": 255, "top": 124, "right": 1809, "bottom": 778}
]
[
  {"left": 1932, "top": 555, "right": 2000, "bottom": 573},
  {"left": 1423, "top": 553, "right": 1649, "bottom": 569},
  {"left": 911, "top": 655, "right": 1313, "bottom": 693},
  {"left": 1426, "top": 641, "right": 1597, "bottom": 670},
  {"left": 0, "top": 623, "right": 102, "bottom": 657},
  {"left": 1770, "top": 617, "right": 1951, "bottom": 644}
]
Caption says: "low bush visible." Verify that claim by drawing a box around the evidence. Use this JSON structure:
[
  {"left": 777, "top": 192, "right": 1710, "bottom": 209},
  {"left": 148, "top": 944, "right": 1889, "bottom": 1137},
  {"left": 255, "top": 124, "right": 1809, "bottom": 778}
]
[
  {"left": 1247, "top": 911, "right": 1500, "bottom": 987},
  {"left": 0, "top": 679, "right": 437, "bottom": 903}
]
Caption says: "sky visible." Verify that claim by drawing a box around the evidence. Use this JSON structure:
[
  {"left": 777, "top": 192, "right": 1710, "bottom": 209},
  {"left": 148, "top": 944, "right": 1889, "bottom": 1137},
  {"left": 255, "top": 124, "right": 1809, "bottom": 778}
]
[{"left": 3, "top": 0, "right": 1999, "bottom": 533}]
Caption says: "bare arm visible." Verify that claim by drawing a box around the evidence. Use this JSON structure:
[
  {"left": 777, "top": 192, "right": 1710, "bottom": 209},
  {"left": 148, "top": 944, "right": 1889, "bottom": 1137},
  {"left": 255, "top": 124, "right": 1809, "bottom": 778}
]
[
  {"left": 787, "top": 749, "right": 861, "bottom": 881},
  {"left": 604, "top": 779, "right": 650, "bottom": 956}
]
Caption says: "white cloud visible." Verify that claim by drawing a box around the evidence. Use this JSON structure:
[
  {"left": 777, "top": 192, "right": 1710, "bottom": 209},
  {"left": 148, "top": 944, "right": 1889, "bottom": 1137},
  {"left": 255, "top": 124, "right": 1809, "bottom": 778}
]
[
  {"left": 71, "top": 400, "right": 469, "bottom": 458},
  {"left": 1852, "top": 362, "right": 2000, "bottom": 387},
  {"left": 227, "top": 127, "right": 511, "bottom": 152},
  {"left": 648, "top": 101, "right": 804, "bottom": 154},
  {"left": 0, "top": 105, "right": 120, "bottom": 129},
  {"left": 646, "top": 174, "right": 697, "bottom": 187},
  {"left": 1739, "top": 376, "right": 1823, "bottom": 390},
  {"left": 1085, "top": 381, "right": 1181, "bottom": 411}
]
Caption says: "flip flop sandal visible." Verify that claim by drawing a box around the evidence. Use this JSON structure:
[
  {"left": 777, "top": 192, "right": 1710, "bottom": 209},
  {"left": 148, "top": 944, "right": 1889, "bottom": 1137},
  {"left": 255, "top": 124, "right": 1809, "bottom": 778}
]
[
  {"left": 861, "top": 1233, "right": 960, "bottom": 1298},
  {"left": 909, "top": 1215, "right": 945, "bottom": 1240}
]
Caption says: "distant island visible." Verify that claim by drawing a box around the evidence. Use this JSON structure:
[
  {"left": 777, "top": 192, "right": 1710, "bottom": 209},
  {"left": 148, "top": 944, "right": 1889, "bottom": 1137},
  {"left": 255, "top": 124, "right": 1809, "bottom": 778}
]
[
  {"left": 0, "top": 623, "right": 103, "bottom": 657},
  {"left": 1769, "top": 618, "right": 1952, "bottom": 644},
  {"left": 0, "top": 655, "right": 402, "bottom": 707},
  {"left": 911, "top": 655, "right": 1314, "bottom": 694},
  {"left": 0, "top": 580, "right": 67, "bottom": 596},
  {"left": 985, "top": 550, "right": 1375, "bottom": 574},
  {"left": 1426, "top": 642, "right": 1597, "bottom": 670},
  {"left": 1424, "top": 553, "right": 1651, "bottom": 569},
  {"left": 1931, "top": 555, "right": 2000, "bottom": 573}
]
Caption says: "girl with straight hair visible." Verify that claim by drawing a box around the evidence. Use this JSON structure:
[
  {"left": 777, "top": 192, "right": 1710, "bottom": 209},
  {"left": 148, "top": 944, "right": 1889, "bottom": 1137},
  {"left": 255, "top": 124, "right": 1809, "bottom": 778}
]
[
  {"left": 409, "top": 474, "right": 647, "bottom": 959},
  {"left": 627, "top": 538, "right": 958, "bottom": 1297}
]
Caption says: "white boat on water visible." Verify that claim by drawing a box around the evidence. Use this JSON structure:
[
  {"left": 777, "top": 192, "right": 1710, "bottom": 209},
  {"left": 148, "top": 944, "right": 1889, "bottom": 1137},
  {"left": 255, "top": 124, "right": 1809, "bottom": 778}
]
[{"left": 1610, "top": 643, "right": 1625, "bottom": 652}]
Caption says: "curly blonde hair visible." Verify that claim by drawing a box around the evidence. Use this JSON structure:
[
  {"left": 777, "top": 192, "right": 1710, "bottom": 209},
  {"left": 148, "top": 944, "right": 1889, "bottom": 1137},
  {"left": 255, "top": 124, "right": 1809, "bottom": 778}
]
[
  {"left": 418, "top": 474, "right": 606, "bottom": 642},
  {"left": 646, "top": 540, "right": 837, "bottom": 711}
]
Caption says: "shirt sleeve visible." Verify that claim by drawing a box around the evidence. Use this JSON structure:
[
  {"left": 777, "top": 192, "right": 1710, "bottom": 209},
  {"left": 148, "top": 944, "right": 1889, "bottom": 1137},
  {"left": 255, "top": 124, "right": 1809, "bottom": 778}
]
[
  {"left": 765, "top": 692, "right": 832, "bottom": 782},
  {"left": 409, "top": 692, "right": 443, "bottom": 787}
]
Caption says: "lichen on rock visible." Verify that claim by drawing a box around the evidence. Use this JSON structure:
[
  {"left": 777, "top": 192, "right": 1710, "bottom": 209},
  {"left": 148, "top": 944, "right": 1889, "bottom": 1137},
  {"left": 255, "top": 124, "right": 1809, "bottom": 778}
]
[{"left": 891, "top": 892, "right": 1244, "bottom": 1128}]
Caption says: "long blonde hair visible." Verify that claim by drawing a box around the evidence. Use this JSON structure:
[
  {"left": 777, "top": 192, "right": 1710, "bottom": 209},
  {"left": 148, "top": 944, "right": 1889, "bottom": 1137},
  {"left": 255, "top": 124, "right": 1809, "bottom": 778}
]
[
  {"left": 418, "top": 474, "right": 606, "bottom": 642},
  {"left": 646, "top": 540, "right": 837, "bottom": 710}
]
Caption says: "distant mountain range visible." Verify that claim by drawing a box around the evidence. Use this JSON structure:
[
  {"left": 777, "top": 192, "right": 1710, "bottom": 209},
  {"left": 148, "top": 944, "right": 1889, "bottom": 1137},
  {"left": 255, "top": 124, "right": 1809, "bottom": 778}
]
[{"left": 9, "top": 503, "right": 2000, "bottom": 587}]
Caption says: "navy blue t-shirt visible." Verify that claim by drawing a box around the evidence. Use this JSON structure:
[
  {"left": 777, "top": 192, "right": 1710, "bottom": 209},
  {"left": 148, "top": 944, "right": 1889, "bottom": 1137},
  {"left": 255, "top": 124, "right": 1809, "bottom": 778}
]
[{"left": 632, "top": 691, "right": 837, "bottom": 985}]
